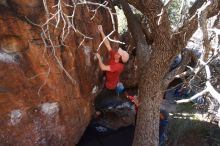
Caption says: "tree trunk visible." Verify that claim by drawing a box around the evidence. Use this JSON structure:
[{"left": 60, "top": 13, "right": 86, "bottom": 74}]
[
  {"left": 134, "top": 81, "right": 161, "bottom": 146},
  {"left": 133, "top": 40, "right": 175, "bottom": 145},
  {"left": 119, "top": 0, "right": 176, "bottom": 145}
]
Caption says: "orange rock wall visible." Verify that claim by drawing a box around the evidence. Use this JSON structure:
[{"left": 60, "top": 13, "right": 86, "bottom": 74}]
[{"left": 0, "top": 0, "right": 117, "bottom": 145}]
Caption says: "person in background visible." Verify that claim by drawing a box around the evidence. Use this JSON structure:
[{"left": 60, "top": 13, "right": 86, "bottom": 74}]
[{"left": 159, "top": 109, "right": 169, "bottom": 146}]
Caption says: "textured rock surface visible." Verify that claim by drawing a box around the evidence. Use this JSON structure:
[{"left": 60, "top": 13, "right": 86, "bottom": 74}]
[{"left": 0, "top": 0, "right": 118, "bottom": 145}]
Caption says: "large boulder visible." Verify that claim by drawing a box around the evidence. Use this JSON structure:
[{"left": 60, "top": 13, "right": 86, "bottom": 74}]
[{"left": 0, "top": 0, "right": 117, "bottom": 145}]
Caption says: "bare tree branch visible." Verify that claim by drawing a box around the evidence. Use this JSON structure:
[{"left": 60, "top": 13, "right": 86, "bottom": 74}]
[
  {"left": 24, "top": 0, "right": 123, "bottom": 94},
  {"left": 164, "top": 0, "right": 174, "bottom": 9},
  {"left": 198, "top": 0, "right": 215, "bottom": 61},
  {"left": 205, "top": 64, "right": 220, "bottom": 103},
  {"left": 213, "top": 12, "right": 220, "bottom": 28},
  {"left": 40, "top": 0, "right": 122, "bottom": 83},
  {"left": 188, "top": 0, "right": 207, "bottom": 16},
  {"left": 176, "top": 63, "right": 220, "bottom": 104},
  {"left": 176, "top": 88, "right": 208, "bottom": 104},
  {"left": 174, "top": 0, "right": 219, "bottom": 49},
  {"left": 141, "top": 16, "right": 153, "bottom": 44}
]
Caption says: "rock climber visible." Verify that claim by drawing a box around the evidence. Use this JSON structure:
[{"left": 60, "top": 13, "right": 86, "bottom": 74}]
[{"left": 95, "top": 25, "right": 129, "bottom": 111}]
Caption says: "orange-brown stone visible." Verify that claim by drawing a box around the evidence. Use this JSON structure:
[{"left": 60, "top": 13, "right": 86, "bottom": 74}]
[{"left": 0, "top": 0, "right": 117, "bottom": 145}]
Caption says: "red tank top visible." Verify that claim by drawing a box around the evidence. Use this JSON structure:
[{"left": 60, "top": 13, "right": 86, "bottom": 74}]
[{"left": 105, "top": 50, "right": 124, "bottom": 89}]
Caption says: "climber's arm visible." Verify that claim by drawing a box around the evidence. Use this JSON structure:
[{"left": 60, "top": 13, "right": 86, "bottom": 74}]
[{"left": 96, "top": 53, "right": 111, "bottom": 71}]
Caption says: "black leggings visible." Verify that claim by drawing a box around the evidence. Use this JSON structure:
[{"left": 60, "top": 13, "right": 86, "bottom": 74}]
[{"left": 94, "top": 87, "right": 118, "bottom": 110}]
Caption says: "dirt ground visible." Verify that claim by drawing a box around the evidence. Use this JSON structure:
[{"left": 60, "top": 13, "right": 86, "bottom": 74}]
[{"left": 166, "top": 103, "right": 220, "bottom": 146}]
